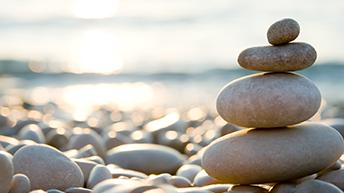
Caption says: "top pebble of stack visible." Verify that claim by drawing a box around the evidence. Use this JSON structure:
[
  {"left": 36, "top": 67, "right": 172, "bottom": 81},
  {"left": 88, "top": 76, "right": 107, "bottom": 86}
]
[{"left": 267, "top": 18, "right": 300, "bottom": 45}]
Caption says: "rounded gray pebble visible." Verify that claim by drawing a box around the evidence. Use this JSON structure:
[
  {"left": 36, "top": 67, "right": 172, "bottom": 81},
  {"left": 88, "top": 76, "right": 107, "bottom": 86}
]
[
  {"left": 238, "top": 43, "right": 316, "bottom": 72},
  {"left": 267, "top": 18, "right": 300, "bottom": 45}
]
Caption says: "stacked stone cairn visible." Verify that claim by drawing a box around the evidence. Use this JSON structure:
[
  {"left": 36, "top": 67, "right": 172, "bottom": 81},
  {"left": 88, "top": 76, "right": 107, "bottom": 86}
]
[{"left": 202, "top": 18, "right": 344, "bottom": 192}]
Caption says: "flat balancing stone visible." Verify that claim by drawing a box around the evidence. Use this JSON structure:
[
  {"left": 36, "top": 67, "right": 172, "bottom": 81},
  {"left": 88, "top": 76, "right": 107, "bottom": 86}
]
[{"left": 238, "top": 42, "right": 316, "bottom": 72}]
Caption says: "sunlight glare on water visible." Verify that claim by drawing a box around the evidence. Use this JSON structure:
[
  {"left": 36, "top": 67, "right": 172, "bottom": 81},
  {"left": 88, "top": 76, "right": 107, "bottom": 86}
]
[
  {"left": 66, "top": 29, "right": 124, "bottom": 74},
  {"left": 27, "top": 83, "right": 164, "bottom": 121}
]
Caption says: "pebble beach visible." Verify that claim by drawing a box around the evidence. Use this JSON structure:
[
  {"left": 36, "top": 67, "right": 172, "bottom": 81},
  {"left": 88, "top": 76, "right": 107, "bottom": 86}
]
[{"left": 2, "top": 18, "right": 344, "bottom": 193}]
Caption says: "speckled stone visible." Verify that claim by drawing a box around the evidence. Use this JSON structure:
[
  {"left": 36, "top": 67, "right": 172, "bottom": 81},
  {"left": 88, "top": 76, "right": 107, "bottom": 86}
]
[
  {"left": 216, "top": 72, "right": 321, "bottom": 128},
  {"left": 13, "top": 144, "right": 84, "bottom": 190},
  {"left": 295, "top": 179, "right": 343, "bottom": 193},
  {"left": 0, "top": 151, "right": 13, "bottom": 193},
  {"left": 10, "top": 173, "right": 31, "bottom": 193},
  {"left": 202, "top": 122, "right": 344, "bottom": 184},
  {"left": 238, "top": 43, "right": 316, "bottom": 72},
  {"left": 267, "top": 18, "right": 300, "bottom": 45},
  {"left": 106, "top": 144, "right": 184, "bottom": 174}
]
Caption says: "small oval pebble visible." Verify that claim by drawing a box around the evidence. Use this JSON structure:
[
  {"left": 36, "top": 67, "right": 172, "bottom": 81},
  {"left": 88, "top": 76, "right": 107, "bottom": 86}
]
[
  {"left": 13, "top": 144, "right": 84, "bottom": 190},
  {"left": 318, "top": 169, "right": 344, "bottom": 191},
  {"left": 238, "top": 43, "right": 316, "bottom": 72},
  {"left": 46, "top": 129, "right": 69, "bottom": 149},
  {"left": 295, "top": 179, "right": 343, "bottom": 193},
  {"left": 193, "top": 170, "right": 222, "bottom": 187},
  {"left": 10, "top": 173, "right": 31, "bottom": 193},
  {"left": 0, "top": 151, "right": 13, "bottom": 193},
  {"left": 202, "top": 122, "right": 344, "bottom": 184},
  {"left": 267, "top": 18, "right": 300, "bottom": 45},
  {"left": 216, "top": 72, "right": 321, "bottom": 128},
  {"left": 72, "top": 159, "right": 97, "bottom": 184},
  {"left": 106, "top": 144, "right": 184, "bottom": 174},
  {"left": 87, "top": 165, "right": 112, "bottom": 188},
  {"left": 176, "top": 164, "right": 202, "bottom": 182},
  {"left": 67, "top": 129, "right": 106, "bottom": 158},
  {"left": 18, "top": 124, "right": 45, "bottom": 143},
  {"left": 148, "top": 173, "right": 172, "bottom": 184}
]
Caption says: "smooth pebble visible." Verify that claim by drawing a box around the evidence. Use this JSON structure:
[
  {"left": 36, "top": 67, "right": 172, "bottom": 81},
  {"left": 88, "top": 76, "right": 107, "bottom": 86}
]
[
  {"left": 10, "top": 173, "right": 31, "bottom": 193},
  {"left": 202, "top": 122, "right": 344, "bottom": 184},
  {"left": 238, "top": 43, "right": 316, "bottom": 72},
  {"left": 13, "top": 144, "right": 84, "bottom": 190},
  {"left": 267, "top": 18, "right": 300, "bottom": 45},
  {"left": 216, "top": 72, "right": 321, "bottom": 128},
  {"left": 106, "top": 144, "right": 184, "bottom": 174}
]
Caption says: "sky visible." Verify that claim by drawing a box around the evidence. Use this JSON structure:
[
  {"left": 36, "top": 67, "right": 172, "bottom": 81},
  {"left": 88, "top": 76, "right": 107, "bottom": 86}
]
[{"left": 0, "top": 0, "right": 343, "bottom": 73}]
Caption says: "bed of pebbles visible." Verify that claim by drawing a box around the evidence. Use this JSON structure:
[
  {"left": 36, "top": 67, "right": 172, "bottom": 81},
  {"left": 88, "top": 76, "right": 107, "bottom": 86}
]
[{"left": 1, "top": 18, "right": 344, "bottom": 193}]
